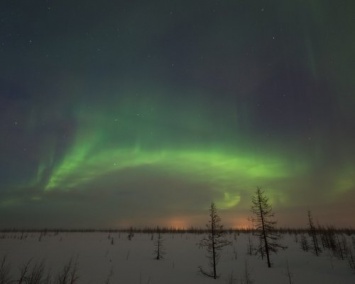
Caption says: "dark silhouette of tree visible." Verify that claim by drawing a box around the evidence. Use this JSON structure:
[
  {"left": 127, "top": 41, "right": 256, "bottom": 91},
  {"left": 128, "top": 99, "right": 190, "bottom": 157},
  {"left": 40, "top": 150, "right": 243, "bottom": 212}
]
[
  {"left": 127, "top": 227, "right": 134, "bottom": 240},
  {"left": 251, "top": 187, "right": 285, "bottom": 268},
  {"left": 198, "top": 202, "right": 231, "bottom": 279},
  {"left": 307, "top": 210, "right": 321, "bottom": 256},
  {"left": 154, "top": 227, "right": 165, "bottom": 260}
]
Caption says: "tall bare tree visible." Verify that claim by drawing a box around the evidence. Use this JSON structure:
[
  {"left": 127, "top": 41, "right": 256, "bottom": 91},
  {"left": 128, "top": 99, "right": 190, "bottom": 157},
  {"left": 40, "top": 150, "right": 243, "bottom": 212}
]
[
  {"left": 251, "top": 187, "right": 285, "bottom": 268},
  {"left": 198, "top": 202, "right": 230, "bottom": 279}
]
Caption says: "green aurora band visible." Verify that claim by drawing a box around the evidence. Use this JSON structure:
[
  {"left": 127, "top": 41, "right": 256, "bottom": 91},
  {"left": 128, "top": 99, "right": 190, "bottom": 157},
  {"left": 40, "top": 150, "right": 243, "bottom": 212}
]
[
  {"left": 26, "top": 86, "right": 354, "bottom": 218},
  {"left": 38, "top": 96, "right": 312, "bottom": 211}
]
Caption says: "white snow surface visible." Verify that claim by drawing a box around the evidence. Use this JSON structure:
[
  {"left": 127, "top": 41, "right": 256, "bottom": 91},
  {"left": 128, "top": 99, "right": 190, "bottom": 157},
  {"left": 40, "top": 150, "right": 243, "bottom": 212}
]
[{"left": 0, "top": 231, "right": 354, "bottom": 283}]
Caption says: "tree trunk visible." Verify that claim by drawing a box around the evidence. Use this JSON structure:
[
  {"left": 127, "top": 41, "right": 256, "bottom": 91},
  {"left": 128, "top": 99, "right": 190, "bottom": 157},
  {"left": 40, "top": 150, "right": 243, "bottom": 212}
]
[{"left": 258, "top": 192, "right": 271, "bottom": 268}]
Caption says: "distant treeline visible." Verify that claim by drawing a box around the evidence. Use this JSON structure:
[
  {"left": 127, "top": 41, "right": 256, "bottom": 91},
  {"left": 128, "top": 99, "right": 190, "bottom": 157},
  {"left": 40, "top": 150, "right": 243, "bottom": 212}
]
[{"left": 0, "top": 226, "right": 354, "bottom": 235}]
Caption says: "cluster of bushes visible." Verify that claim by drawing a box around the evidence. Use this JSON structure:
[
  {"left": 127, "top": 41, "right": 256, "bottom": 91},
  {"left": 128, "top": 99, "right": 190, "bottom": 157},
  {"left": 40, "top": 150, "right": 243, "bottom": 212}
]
[{"left": 0, "top": 256, "right": 78, "bottom": 284}]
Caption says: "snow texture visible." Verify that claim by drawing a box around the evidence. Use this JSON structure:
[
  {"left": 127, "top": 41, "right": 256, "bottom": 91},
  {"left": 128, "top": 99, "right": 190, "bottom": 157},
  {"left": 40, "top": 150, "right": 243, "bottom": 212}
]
[{"left": 0, "top": 231, "right": 354, "bottom": 283}]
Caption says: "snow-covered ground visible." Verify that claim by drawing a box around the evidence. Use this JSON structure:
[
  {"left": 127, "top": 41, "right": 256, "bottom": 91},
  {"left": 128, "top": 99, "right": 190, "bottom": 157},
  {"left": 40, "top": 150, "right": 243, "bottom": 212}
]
[{"left": 0, "top": 231, "right": 354, "bottom": 283}]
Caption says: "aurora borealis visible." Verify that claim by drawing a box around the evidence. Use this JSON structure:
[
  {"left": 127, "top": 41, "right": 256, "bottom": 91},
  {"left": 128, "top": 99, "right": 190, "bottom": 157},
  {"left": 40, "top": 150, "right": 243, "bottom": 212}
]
[{"left": 1, "top": 0, "right": 355, "bottom": 228}]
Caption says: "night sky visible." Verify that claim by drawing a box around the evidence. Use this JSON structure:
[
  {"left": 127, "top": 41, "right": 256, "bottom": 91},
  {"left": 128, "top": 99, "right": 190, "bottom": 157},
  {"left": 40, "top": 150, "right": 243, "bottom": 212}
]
[{"left": 1, "top": 0, "right": 355, "bottom": 229}]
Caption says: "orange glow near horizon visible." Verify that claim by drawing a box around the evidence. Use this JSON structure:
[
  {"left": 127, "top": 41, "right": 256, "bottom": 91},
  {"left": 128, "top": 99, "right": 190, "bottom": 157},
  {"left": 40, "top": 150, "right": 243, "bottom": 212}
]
[
  {"left": 228, "top": 217, "right": 252, "bottom": 229},
  {"left": 166, "top": 217, "right": 189, "bottom": 229},
  {"left": 162, "top": 214, "right": 253, "bottom": 230},
  {"left": 112, "top": 214, "right": 253, "bottom": 230}
]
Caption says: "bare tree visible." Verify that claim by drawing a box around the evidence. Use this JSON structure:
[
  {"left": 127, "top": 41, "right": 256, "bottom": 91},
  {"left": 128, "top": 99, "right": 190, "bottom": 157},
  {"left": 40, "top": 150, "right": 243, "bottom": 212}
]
[
  {"left": 154, "top": 227, "right": 165, "bottom": 260},
  {"left": 348, "top": 249, "right": 355, "bottom": 272},
  {"left": 18, "top": 259, "right": 33, "bottom": 284},
  {"left": 0, "top": 256, "right": 11, "bottom": 284},
  {"left": 300, "top": 234, "right": 309, "bottom": 252},
  {"left": 307, "top": 210, "right": 321, "bottom": 256},
  {"left": 285, "top": 260, "right": 294, "bottom": 284},
  {"left": 57, "top": 257, "right": 79, "bottom": 284},
  {"left": 246, "top": 235, "right": 254, "bottom": 256},
  {"left": 26, "top": 260, "right": 45, "bottom": 284},
  {"left": 251, "top": 187, "right": 285, "bottom": 268},
  {"left": 198, "top": 202, "right": 231, "bottom": 279}
]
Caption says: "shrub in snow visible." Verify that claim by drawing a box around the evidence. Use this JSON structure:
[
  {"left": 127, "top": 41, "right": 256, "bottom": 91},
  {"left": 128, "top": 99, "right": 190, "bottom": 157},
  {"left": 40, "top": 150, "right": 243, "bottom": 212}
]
[
  {"left": 307, "top": 210, "right": 322, "bottom": 256},
  {"left": 0, "top": 256, "right": 11, "bottom": 284},
  {"left": 154, "top": 227, "right": 165, "bottom": 260}
]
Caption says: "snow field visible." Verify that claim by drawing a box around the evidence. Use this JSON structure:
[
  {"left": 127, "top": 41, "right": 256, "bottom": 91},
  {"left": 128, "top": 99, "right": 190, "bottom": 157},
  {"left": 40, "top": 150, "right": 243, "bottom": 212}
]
[{"left": 0, "top": 231, "right": 354, "bottom": 283}]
